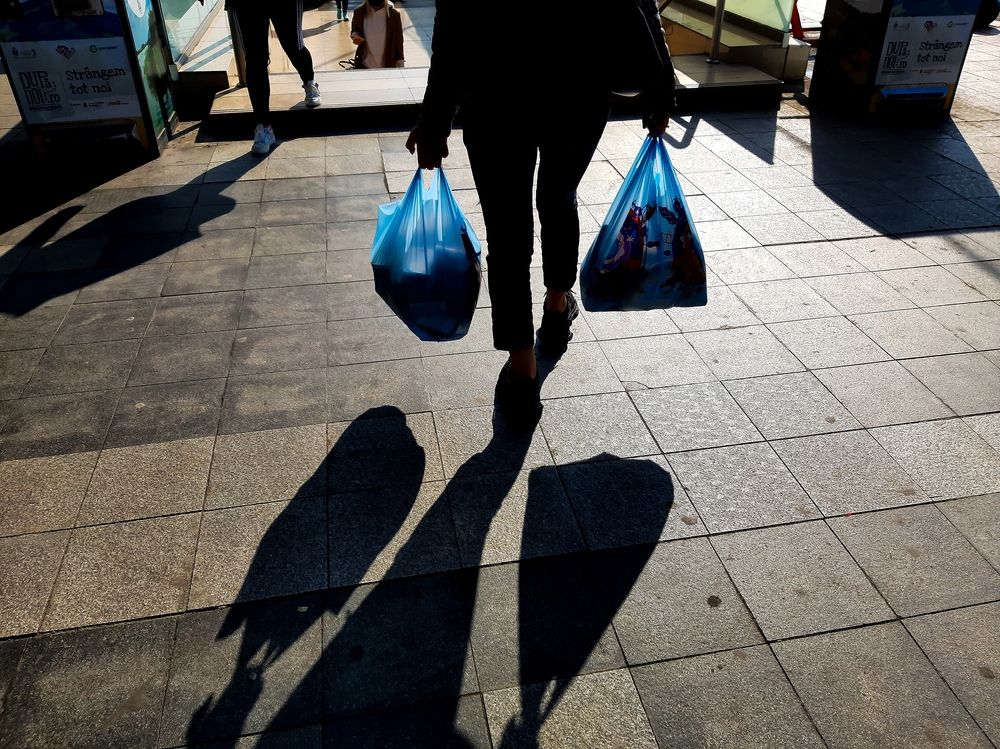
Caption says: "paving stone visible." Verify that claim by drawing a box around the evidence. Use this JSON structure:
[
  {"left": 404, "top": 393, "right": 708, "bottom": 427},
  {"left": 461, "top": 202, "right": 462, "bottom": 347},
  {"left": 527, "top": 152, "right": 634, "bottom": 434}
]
[
  {"left": 861, "top": 202, "right": 943, "bottom": 234},
  {"left": 939, "top": 494, "right": 1000, "bottom": 568},
  {"left": 325, "top": 696, "right": 491, "bottom": 749},
  {"left": 160, "top": 597, "right": 323, "bottom": 747},
  {"left": 705, "top": 247, "right": 793, "bottom": 284},
  {"left": 773, "top": 623, "right": 992, "bottom": 749},
  {"left": 482, "top": 669, "right": 657, "bottom": 749},
  {"left": 326, "top": 172, "right": 387, "bottom": 197},
  {"left": 600, "top": 538, "right": 762, "bottom": 663},
  {"left": 713, "top": 521, "right": 893, "bottom": 639},
  {"left": 449, "top": 468, "right": 583, "bottom": 566},
  {"left": 52, "top": 298, "right": 156, "bottom": 344},
  {"left": 903, "top": 353, "right": 1000, "bottom": 416},
  {"left": 631, "top": 381, "right": 762, "bottom": 453},
  {"left": 253, "top": 223, "right": 326, "bottom": 256},
  {"left": 239, "top": 285, "right": 327, "bottom": 328},
  {"left": 207, "top": 424, "right": 326, "bottom": 509},
  {"left": 730, "top": 279, "right": 839, "bottom": 323},
  {"left": 45, "top": 514, "right": 199, "bottom": 630},
  {"left": 328, "top": 280, "right": 392, "bottom": 321},
  {"left": 694, "top": 219, "right": 760, "bottom": 252},
  {"left": 805, "top": 272, "right": 915, "bottom": 314},
  {"left": 328, "top": 359, "right": 430, "bottom": 423},
  {"left": 533, "top": 342, "right": 621, "bottom": 398},
  {"left": 107, "top": 379, "right": 225, "bottom": 448},
  {"left": 162, "top": 259, "right": 249, "bottom": 296},
  {"left": 581, "top": 309, "right": 678, "bottom": 340},
  {"left": 773, "top": 431, "right": 927, "bottom": 515},
  {"left": 416, "top": 308, "right": 495, "bottom": 358},
  {"left": 0, "top": 618, "right": 174, "bottom": 749},
  {"left": 833, "top": 317, "right": 980, "bottom": 377},
  {"left": 670, "top": 442, "right": 819, "bottom": 533},
  {"left": 245, "top": 252, "right": 326, "bottom": 290},
  {"left": 174, "top": 228, "right": 254, "bottom": 262},
  {"left": 79, "top": 437, "right": 214, "bottom": 525},
  {"left": 665, "top": 287, "right": 761, "bottom": 332},
  {"left": 322, "top": 571, "right": 480, "bottom": 717},
  {"left": 632, "top": 646, "right": 825, "bottom": 749},
  {"left": 904, "top": 231, "right": 1000, "bottom": 265},
  {"left": 326, "top": 153, "right": 384, "bottom": 177},
  {"left": 422, "top": 350, "right": 508, "bottom": 410},
  {"left": 190, "top": 498, "right": 326, "bottom": 608},
  {"left": 325, "top": 249, "right": 373, "bottom": 283},
  {"left": 686, "top": 325, "right": 803, "bottom": 380},
  {"left": 905, "top": 603, "right": 1000, "bottom": 745},
  {"left": 264, "top": 158, "right": 326, "bottom": 182},
  {"left": 539, "top": 392, "right": 658, "bottom": 465},
  {"left": 829, "top": 505, "right": 1000, "bottom": 617},
  {"left": 0, "top": 305, "right": 69, "bottom": 351},
  {"left": 77, "top": 264, "right": 171, "bottom": 303},
  {"left": 926, "top": 302, "right": 1000, "bottom": 350},
  {"left": 815, "top": 361, "right": 954, "bottom": 427},
  {"left": 327, "top": 315, "right": 420, "bottom": 365},
  {"left": 0, "top": 531, "right": 69, "bottom": 637},
  {"left": 0, "top": 451, "right": 97, "bottom": 535},
  {"left": 330, "top": 480, "right": 461, "bottom": 586},
  {"left": 561, "top": 455, "right": 705, "bottom": 548},
  {"left": 327, "top": 195, "right": 385, "bottom": 224},
  {"left": 149, "top": 291, "right": 242, "bottom": 335},
  {"left": 0, "top": 637, "right": 24, "bottom": 712},
  {"left": 432, "top": 405, "right": 552, "bottom": 480},
  {"left": 327, "top": 220, "right": 376, "bottom": 251},
  {"left": 726, "top": 372, "right": 860, "bottom": 439},
  {"left": 767, "top": 240, "right": 867, "bottom": 277},
  {"left": 736, "top": 214, "right": 823, "bottom": 246},
  {"left": 229, "top": 323, "right": 325, "bottom": 377},
  {"left": 872, "top": 419, "right": 1000, "bottom": 500},
  {"left": 835, "top": 236, "right": 934, "bottom": 271},
  {"left": 23, "top": 339, "right": 138, "bottom": 396},
  {"left": 129, "top": 330, "right": 234, "bottom": 386},
  {"left": 256, "top": 199, "right": 326, "bottom": 227},
  {"left": 220, "top": 369, "right": 326, "bottom": 435},
  {"left": 0, "top": 390, "right": 118, "bottom": 460},
  {"left": 327, "top": 410, "right": 443, "bottom": 492},
  {"left": 708, "top": 190, "right": 789, "bottom": 219},
  {"left": 947, "top": 260, "right": 1000, "bottom": 300},
  {"left": 195, "top": 180, "right": 263, "bottom": 205},
  {"left": 470, "top": 554, "right": 624, "bottom": 692},
  {"left": 880, "top": 267, "right": 989, "bottom": 309},
  {"left": 768, "top": 316, "right": 890, "bottom": 369},
  {"left": 0, "top": 348, "right": 42, "bottom": 399},
  {"left": 599, "top": 334, "right": 712, "bottom": 390}
]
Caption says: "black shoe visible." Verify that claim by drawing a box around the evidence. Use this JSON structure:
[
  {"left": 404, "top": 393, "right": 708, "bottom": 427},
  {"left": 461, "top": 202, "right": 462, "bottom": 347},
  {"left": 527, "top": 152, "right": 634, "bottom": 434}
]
[
  {"left": 537, "top": 291, "right": 579, "bottom": 354},
  {"left": 494, "top": 360, "right": 542, "bottom": 429}
]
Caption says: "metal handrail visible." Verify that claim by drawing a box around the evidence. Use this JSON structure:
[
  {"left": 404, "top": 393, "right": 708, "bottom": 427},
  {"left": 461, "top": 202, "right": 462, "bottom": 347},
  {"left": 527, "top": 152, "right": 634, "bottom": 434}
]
[{"left": 707, "top": 0, "right": 726, "bottom": 63}]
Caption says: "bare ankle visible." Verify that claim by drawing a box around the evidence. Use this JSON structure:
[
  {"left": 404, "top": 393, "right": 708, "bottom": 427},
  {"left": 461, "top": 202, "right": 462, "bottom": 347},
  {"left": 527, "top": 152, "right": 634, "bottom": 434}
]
[
  {"left": 508, "top": 349, "right": 537, "bottom": 380},
  {"left": 545, "top": 290, "right": 567, "bottom": 313}
]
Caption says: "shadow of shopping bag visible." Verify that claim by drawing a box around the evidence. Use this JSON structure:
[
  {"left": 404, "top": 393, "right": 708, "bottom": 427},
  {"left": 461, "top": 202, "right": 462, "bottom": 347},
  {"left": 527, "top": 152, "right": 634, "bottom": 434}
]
[
  {"left": 371, "top": 168, "right": 483, "bottom": 341},
  {"left": 581, "top": 135, "right": 708, "bottom": 312}
]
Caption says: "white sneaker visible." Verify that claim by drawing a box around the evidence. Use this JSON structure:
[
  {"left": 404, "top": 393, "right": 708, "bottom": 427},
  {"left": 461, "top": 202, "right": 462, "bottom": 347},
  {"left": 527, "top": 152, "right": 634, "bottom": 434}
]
[
  {"left": 304, "top": 80, "right": 321, "bottom": 108},
  {"left": 251, "top": 124, "right": 275, "bottom": 156}
]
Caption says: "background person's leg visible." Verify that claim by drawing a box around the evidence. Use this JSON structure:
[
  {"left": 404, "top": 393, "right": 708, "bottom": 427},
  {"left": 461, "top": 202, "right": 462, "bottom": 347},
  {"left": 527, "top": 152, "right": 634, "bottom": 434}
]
[
  {"left": 234, "top": 4, "right": 273, "bottom": 123},
  {"left": 270, "top": 0, "right": 315, "bottom": 84}
]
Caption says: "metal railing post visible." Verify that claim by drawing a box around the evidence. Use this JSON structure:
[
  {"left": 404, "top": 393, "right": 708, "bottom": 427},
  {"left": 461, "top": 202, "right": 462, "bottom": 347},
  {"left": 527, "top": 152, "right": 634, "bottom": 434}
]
[
  {"left": 707, "top": 0, "right": 726, "bottom": 64},
  {"left": 227, "top": 7, "right": 247, "bottom": 86}
]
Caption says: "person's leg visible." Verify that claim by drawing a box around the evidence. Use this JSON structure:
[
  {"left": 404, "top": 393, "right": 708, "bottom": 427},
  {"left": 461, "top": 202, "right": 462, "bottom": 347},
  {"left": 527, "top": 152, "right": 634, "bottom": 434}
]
[
  {"left": 270, "top": 0, "right": 315, "bottom": 83},
  {"left": 234, "top": 3, "right": 272, "bottom": 124},
  {"left": 464, "top": 111, "right": 539, "bottom": 379},
  {"left": 536, "top": 94, "right": 610, "bottom": 310}
]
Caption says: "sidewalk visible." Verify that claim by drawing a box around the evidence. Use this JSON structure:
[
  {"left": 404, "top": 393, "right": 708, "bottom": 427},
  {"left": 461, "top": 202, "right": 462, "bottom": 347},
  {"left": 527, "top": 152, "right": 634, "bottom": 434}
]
[{"left": 0, "top": 28, "right": 999, "bottom": 749}]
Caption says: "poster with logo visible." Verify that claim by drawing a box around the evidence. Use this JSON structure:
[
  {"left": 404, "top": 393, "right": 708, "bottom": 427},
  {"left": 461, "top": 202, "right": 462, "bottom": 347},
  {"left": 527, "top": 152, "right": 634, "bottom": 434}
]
[
  {"left": 875, "top": 0, "right": 979, "bottom": 85},
  {"left": 1, "top": 37, "right": 140, "bottom": 122}
]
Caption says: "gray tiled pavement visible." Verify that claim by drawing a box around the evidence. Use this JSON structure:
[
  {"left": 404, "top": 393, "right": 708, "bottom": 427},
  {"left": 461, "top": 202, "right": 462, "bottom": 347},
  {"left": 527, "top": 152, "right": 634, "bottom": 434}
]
[{"left": 1, "top": 28, "right": 1000, "bottom": 749}]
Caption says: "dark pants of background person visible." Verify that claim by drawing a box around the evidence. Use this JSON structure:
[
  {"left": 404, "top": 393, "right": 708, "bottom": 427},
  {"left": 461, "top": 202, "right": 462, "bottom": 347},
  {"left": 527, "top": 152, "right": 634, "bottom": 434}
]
[
  {"left": 463, "top": 91, "right": 610, "bottom": 352},
  {"left": 234, "top": 0, "right": 314, "bottom": 124},
  {"left": 336, "top": 0, "right": 349, "bottom": 13}
]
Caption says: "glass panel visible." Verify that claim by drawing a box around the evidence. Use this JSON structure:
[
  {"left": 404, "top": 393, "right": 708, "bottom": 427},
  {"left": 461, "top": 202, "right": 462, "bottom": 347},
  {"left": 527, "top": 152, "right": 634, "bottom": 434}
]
[
  {"left": 702, "top": 0, "right": 797, "bottom": 33},
  {"left": 160, "top": 0, "right": 222, "bottom": 60}
]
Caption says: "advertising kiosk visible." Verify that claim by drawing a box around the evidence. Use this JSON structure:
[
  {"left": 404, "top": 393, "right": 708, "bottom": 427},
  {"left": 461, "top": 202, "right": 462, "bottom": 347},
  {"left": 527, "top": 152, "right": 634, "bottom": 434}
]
[
  {"left": 0, "top": 0, "right": 176, "bottom": 154},
  {"left": 810, "top": 0, "right": 980, "bottom": 116}
]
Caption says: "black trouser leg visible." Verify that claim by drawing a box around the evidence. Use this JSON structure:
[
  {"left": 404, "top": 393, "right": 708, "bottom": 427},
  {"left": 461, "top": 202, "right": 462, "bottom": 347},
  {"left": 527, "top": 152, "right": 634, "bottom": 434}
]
[
  {"left": 536, "top": 98, "right": 610, "bottom": 293},
  {"left": 464, "top": 120, "right": 539, "bottom": 353},
  {"left": 234, "top": 4, "right": 272, "bottom": 124},
  {"left": 270, "top": 0, "right": 314, "bottom": 83}
]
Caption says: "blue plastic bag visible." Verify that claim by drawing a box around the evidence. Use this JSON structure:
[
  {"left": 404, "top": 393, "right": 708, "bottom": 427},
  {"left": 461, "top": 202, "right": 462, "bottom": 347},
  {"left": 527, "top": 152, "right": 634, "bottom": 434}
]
[
  {"left": 371, "top": 168, "right": 482, "bottom": 341},
  {"left": 581, "top": 136, "right": 708, "bottom": 312}
]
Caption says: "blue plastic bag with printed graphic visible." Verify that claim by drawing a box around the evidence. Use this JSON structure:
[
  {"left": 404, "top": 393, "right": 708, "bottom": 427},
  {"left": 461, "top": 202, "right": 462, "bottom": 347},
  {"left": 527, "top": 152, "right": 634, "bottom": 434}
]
[
  {"left": 371, "top": 168, "right": 482, "bottom": 341},
  {"left": 581, "top": 136, "right": 708, "bottom": 312}
]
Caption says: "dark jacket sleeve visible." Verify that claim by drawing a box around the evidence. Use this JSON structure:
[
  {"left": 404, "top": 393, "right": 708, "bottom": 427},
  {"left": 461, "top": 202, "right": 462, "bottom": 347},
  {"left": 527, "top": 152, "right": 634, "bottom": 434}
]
[
  {"left": 637, "top": 0, "right": 676, "bottom": 115},
  {"left": 393, "top": 9, "right": 405, "bottom": 63},
  {"left": 416, "top": 0, "right": 462, "bottom": 139}
]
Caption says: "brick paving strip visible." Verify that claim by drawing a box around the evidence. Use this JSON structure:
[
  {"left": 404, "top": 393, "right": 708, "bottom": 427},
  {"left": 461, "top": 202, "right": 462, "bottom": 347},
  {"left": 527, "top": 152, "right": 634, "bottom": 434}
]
[{"left": 0, "top": 31, "right": 999, "bottom": 749}]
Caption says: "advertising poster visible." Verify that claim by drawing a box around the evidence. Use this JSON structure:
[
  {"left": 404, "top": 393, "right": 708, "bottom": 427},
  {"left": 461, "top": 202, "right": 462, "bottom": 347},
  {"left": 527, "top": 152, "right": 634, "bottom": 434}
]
[
  {"left": 123, "top": 0, "right": 173, "bottom": 138},
  {"left": 875, "top": 0, "right": 979, "bottom": 85},
  {"left": 1, "top": 36, "right": 140, "bottom": 122},
  {"left": 0, "top": 0, "right": 142, "bottom": 126}
]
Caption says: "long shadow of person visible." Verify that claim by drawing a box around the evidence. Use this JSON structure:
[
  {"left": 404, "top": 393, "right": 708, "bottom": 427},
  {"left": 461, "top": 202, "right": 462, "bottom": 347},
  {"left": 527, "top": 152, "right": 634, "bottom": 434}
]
[{"left": 0, "top": 154, "right": 263, "bottom": 317}]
